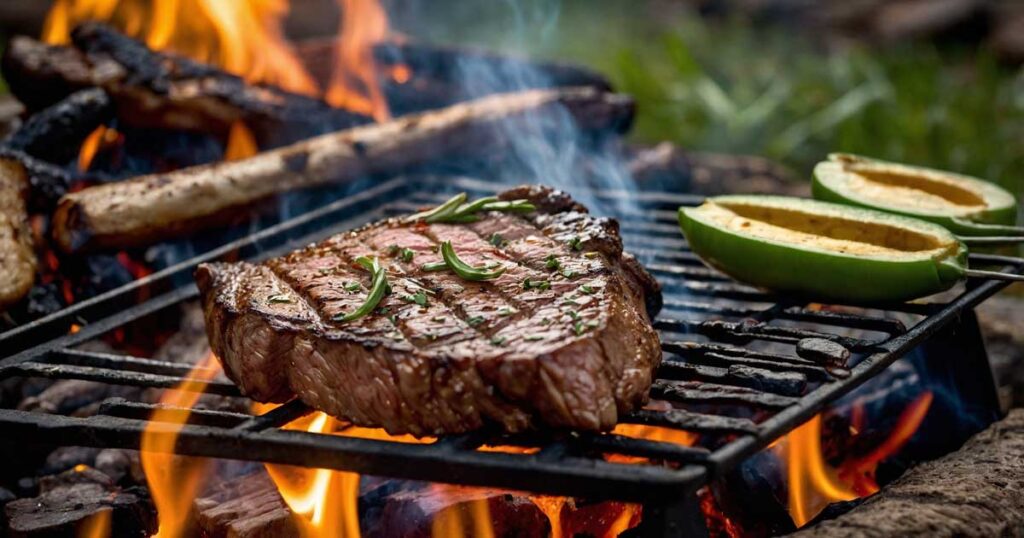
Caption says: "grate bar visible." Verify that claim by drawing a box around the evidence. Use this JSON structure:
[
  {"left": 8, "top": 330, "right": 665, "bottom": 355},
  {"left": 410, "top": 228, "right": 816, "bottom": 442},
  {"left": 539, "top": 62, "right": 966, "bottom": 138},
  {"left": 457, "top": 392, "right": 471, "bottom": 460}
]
[{"left": 0, "top": 361, "right": 241, "bottom": 396}]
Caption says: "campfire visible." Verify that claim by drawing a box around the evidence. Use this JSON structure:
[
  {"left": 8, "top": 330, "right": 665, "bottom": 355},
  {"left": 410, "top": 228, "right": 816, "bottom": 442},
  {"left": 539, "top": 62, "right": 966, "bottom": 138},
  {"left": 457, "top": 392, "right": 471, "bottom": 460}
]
[{"left": 0, "top": 1, "right": 1021, "bottom": 537}]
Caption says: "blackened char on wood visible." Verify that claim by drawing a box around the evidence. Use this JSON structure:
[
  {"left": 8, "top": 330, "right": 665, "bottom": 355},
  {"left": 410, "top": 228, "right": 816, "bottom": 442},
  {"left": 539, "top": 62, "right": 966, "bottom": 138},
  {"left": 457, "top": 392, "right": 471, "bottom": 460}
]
[
  {"left": 196, "top": 186, "right": 662, "bottom": 435},
  {"left": 1, "top": 24, "right": 370, "bottom": 146}
]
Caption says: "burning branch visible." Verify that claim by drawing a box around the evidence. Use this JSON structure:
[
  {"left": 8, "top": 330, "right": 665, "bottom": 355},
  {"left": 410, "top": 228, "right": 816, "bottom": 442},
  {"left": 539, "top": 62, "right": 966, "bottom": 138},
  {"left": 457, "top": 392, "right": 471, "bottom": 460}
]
[
  {"left": 51, "top": 87, "right": 635, "bottom": 253},
  {"left": 2, "top": 25, "right": 370, "bottom": 147}
]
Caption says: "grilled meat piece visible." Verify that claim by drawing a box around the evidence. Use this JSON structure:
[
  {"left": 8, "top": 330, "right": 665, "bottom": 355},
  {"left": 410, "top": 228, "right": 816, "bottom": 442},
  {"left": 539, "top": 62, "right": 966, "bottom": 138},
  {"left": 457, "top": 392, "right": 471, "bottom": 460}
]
[
  {"left": 0, "top": 157, "right": 36, "bottom": 311},
  {"left": 196, "top": 186, "right": 662, "bottom": 435}
]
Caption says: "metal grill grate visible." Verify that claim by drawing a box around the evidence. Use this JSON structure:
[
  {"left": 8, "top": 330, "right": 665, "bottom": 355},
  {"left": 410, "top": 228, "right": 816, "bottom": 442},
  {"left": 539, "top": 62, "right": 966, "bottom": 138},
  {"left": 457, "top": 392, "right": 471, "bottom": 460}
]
[{"left": 1, "top": 176, "right": 1019, "bottom": 533}]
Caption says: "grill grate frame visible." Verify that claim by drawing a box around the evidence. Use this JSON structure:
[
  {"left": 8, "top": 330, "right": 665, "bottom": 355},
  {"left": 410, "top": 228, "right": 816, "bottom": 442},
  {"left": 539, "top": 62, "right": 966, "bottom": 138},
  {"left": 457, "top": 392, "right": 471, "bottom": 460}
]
[{"left": 0, "top": 176, "right": 1019, "bottom": 507}]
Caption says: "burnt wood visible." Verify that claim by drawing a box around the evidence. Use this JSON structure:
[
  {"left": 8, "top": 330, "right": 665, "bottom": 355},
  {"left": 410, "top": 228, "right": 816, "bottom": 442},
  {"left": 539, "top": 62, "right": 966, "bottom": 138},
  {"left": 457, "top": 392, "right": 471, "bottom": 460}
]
[
  {"left": 791, "top": 408, "right": 1024, "bottom": 537},
  {"left": 3, "top": 88, "right": 113, "bottom": 165},
  {"left": 0, "top": 156, "right": 36, "bottom": 311},
  {"left": 50, "top": 87, "right": 635, "bottom": 253},
  {"left": 1, "top": 28, "right": 370, "bottom": 147}
]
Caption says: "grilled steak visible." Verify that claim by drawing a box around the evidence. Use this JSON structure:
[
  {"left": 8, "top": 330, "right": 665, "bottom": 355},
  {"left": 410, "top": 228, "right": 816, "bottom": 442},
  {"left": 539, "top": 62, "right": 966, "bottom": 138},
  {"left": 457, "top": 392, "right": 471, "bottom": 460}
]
[{"left": 196, "top": 186, "right": 662, "bottom": 435}]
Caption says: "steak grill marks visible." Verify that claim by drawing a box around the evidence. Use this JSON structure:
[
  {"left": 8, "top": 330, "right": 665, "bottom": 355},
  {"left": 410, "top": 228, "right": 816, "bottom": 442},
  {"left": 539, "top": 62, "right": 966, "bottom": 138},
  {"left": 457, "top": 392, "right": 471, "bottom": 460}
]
[
  {"left": 0, "top": 177, "right": 1018, "bottom": 507},
  {"left": 197, "top": 186, "right": 662, "bottom": 436}
]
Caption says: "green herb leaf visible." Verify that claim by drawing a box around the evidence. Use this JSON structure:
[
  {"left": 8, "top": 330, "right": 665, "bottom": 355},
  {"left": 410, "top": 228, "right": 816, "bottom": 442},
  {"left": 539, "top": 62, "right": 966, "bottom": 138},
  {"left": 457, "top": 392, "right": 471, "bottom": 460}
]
[
  {"left": 466, "top": 316, "right": 485, "bottom": 327},
  {"left": 498, "top": 307, "right": 516, "bottom": 317},
  {"left": 344, "top": 281, "right": 361, "bottom": 292},
  {"left": 545, "top": 255, "right": 560, "bottom": 271},
  {"left": 580, "top": 285, "right": 596, "bottom": 295},
  {"left": 523, "top": 277, "right": 551, "bottom": 291},
  {"left": 405, "top": 193, "right": 536, "bottom": 224},
  {"left": 402, "top": 292, "right": 429, "bottom": 307},
  {"left": 333, "top": 257, "right": 388, "bottom": 322},
  {"left": 440, "top": 241, "right": 506, "bottom": 281},
  {"left": 573, "top": 320, "right": 588, "bottom": 336},
  {"left": 568, "top": 236, "right": 582, "bottom": 251},
  {"left": 562, "top": 268, "right": 576, "bottom": 279},
  {"left": 488, "top": 233, "right": 505, "bottom": 247},
  {"left": 267, "top": 294, "right": 293, "bottom": 304},
  {"left": 490, "top": 336, "right": 507, "bottom": 346},
  {"left": 400, "top": 248, "right": 415, "bottom": 263},
  {"left": 421, "top": 261, "right": 448, "bottom": 272}
]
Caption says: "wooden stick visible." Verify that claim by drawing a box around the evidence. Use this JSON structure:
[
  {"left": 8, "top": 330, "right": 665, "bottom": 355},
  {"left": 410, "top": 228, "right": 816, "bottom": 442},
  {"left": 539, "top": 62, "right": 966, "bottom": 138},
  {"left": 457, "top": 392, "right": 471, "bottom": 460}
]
[{"left": 51, "top": 87, "right": 634, "bottom": 253}]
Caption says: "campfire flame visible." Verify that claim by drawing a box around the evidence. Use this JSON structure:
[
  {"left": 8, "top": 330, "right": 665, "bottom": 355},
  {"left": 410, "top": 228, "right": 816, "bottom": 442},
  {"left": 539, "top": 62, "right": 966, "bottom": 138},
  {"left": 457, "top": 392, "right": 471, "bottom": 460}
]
[
  {"left": 139, "top": 352, "right": 222, "bottom": 538},
  {"left": 44, "top": 0, "right": 318, "bottom": 96},
  {"left": 783, "top": 391, "right": 934, "bottom": 527},
  {"left": 326, "top": 0, "right": 392, "bottom": 120},
  {"left": 44, "top": 0, "right": 395, "bottom": 121}
]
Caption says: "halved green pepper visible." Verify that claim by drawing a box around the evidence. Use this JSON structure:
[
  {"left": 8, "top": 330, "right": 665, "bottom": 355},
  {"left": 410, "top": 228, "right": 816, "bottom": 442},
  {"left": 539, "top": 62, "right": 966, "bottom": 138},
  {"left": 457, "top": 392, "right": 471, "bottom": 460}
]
[
  {"left": 813, "top": 153, "right": 1019, "bottom": 236},
  {"left": 677, "top": 195, "right": 968, "bottom": 304}
]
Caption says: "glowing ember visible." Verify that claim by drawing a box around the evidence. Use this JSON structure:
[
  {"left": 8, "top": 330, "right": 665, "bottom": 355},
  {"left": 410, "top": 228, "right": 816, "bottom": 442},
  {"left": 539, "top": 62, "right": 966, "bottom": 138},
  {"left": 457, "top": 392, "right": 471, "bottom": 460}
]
[
  {"left": 783, "top": 391, "right": 934, "bottom": 527},
  {"left": 140, "top": 352, "right": 222, "bottom": 538}
]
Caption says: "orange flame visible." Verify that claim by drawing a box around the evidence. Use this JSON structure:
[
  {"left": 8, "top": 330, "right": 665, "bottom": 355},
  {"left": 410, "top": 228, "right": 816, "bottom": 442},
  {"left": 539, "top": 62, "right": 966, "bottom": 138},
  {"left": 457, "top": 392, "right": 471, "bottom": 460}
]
[
  {"left": 77, "top": 126, "right": 106, "bottom": 172},
  {"left": 43, "top": 0, "right": 318, "bottom": 96},
  {"left": 327, "top": 0, "right": 391, "bottom": 120},
  {"left": 140, "top": 352, "right": 222, "bottom": 538},
  {"left": 78, "top": 507, "right": 112, "bottom": 538},
  {"left": 44, "top": 0, "right": 396, "bottom": 122},
  {"left": 784, "top": 391, "right": 934, "bottom": 527},
  {"left": 224, "top": 121, "right": 259, "bottom": 161}
]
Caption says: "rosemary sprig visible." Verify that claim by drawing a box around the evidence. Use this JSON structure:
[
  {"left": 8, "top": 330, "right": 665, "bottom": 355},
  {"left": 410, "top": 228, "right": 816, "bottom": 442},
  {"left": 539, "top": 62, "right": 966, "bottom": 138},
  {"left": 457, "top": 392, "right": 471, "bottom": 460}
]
[
  {"left": 421, "top": 261, "right": 448, "bottom": 272},
  {"left": 333, "top": 256, "right": 387, "bottom": 322},
  {"left": 440, "top": 241, "right": 506, "bottom": 281},
  {"left": 405, "top": 193, "right": 536, "bottom": 224}
]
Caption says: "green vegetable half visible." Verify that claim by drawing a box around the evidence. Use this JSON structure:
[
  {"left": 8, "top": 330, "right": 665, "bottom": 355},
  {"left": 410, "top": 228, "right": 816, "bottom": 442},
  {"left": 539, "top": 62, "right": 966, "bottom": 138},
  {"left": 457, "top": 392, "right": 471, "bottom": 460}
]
[
  {"left": 677, "top": 195, "right": 968, "bottom": 304},
  {"left": 813, "top": 153, "right": 1019, "bottom": 236}
]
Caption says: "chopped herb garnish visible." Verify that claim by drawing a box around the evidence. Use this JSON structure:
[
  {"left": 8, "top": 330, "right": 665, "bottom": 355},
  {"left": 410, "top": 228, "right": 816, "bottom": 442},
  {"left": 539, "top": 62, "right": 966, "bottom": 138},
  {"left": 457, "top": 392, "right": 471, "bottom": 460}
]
[
  {"left": 440, "top": 241, "right": 506, "bottom": 281},
  {"left": 490, "top": 336, "right": 507, "bottom": 346},
  {"left": 562, "top": 269, "right": 576, "bottom": 279},
  {"left": 388, "top": 244, "right": 400, "bottom": 256},
  {"left": 344, "top": 281, "right": 361, "bottom": 292},
  {"left": 377, "top": 306, "right": 389, "bottom": 314},
  {"left": 388, "top": 315, "right": 398, "bottom": 324},
  {"left": 498, "top": 307, "right": 515, "bottom": 317},
  {"left": 525, "top": 335, "right": 544, "bottom": 341},
  {"left": 267, "top": 294, "right": 293, "bottom": 304},
  {"left": 573, "top": 320, "right": 590, "bottom": 336},
  {"left": 431, "top": 316, "right": 446, "bottom": 322},
  {"left": 584, "top": 252, "right": 600, "bottom": 259},
  {"left": 400, "top": 248, "right": 415, "bottom": 263},
  {"left": 563, "top": 298, "right": 579, "bottom": 306},
  {"left": 522, "top": 277, "right": 551, "bottom": 291},
  {"left": 333, "top": 256, "right": 387, "bottom": 322},
  {"left": 580, "top": 285, "right": 596, "bottom": 295},
  {"left": 402, "top": 292, "right": 429, "bottom": 307},
  {"left": 421, "top": 261, "right": 448, "bottom": 272},
  {"left": 540, "top": 317, "right": 551, "bottom": 325},
  {"left": 567, "top": 310, "right": 580, "bottom": 320},
  {"left": 466, "top": 316, "right": 485, "bottom": 327},
  {"left": 544, "top": 255, "right": 560, "bottom": 271},
  {"left": 406, "top": 193, "right": 536, "bottom": 224},
  {"left": 489, "top": 233, "right": 505, "bottom": 247},
  {"left": 568, "top": 236, "right": 582, "bottom": 251}
]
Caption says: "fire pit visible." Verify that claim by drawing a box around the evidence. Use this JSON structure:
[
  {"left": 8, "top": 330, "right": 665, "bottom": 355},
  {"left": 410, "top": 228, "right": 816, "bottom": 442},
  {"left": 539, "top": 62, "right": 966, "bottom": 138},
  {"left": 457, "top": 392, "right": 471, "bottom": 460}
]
[{"left": 0, "top": 1, "right": 1022, "bottom": 537}]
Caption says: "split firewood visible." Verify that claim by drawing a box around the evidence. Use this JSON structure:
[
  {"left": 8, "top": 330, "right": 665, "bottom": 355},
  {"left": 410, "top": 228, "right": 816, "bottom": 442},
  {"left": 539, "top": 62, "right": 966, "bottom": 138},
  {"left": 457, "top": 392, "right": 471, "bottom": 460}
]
[
  {"left": 2, "top": 24, "right": 371, "bottom": 146},
  {"left": 4, "top": 466, "right": 156, "bottom": 537},
  {"left": 51, "top": 86, "right": 634, "bottom": 253},
  {"left": 193, "top": 471, "right": 299, "bottom": 538},
  {"left": 0, "top": 156, "right": 36, "bottom": 311}
]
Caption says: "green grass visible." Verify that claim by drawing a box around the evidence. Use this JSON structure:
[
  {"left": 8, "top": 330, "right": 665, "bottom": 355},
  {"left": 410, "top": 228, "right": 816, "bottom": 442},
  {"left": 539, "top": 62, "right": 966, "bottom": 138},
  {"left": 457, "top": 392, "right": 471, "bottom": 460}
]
[{"left": 401, "top": 1, "right": 1023, "bottom": 197}]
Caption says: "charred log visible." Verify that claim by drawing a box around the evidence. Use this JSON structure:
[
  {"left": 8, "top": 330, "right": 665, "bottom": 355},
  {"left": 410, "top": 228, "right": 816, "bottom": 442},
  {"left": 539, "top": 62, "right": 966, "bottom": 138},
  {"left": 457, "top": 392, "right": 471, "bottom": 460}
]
[
  {"left": 51, "top": 87, "right": 635, "bottom": 253},
  {"left": 193, "top": 471, "right": 299, "bottom": 538},
  {"left": 4, "top": 466, "right": 156, "bottom": 537},
  {"left": 3, "top": 88, "right": 113, "bottom": 165},
  {"left": 0, "top": 156, "right": 36, "bottom": 311},
  {"left": 0, "top": 148, "right": 73, "bottom": 212},
  {"left": 2, "top": 27, "right": 370, "bottom": 148}
]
